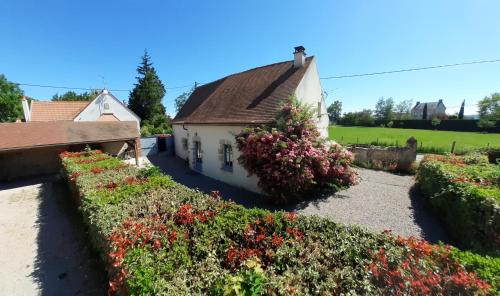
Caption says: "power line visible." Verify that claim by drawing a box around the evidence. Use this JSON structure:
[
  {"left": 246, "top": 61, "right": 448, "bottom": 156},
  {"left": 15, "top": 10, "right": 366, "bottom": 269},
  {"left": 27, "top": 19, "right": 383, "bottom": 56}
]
[
  {"left": 320, "top": 58, "right": 500, "bottom": 80},
  {"left": 14, "top": 58, "right": 500, "bottom": 92},
  {"left": 15, "top": 82, "right": 197, "bottom": 92}
]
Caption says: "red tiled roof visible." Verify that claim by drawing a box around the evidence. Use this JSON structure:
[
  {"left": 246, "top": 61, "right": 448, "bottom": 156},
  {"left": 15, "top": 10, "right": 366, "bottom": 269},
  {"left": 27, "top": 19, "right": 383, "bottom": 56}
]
[
  {"left": 0, "top": 121, "right": 139, "bottom": 151},
  {"left": 30, "top": 101, "right": 90, "bottom": 121},
  {"left": 172, "top": 57, "right": 314, "bottom": 124}
]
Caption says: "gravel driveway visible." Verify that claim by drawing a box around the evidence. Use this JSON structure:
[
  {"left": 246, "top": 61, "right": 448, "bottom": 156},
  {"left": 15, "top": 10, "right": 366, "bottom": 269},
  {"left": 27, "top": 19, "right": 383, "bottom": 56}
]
[
  {"left": 294, "top": 168, "right": 448, "bottom": 242},
  {"left": 151, "top": 155, "right": 448, "bottom": 243},
  {"left": 0, "top": 176, "right": 105, "bottom": 296}
]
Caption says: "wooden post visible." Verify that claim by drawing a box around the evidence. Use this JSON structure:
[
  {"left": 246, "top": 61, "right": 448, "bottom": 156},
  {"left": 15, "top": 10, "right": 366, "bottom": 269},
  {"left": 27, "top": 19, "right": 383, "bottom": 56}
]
[
  {"left": 451, "top": 141, "right": 456, "bottom": 154},
  {"left": 134, "top": 137, "right": 142, "bottom": 166}
]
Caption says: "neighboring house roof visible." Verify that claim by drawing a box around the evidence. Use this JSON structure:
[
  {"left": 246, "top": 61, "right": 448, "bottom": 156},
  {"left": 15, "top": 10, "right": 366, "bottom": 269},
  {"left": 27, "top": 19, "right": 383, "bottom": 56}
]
[
  {"left": 172, "top": 57, "right": 314, "bottom": 124},
  {"left": 30, "top": 101, "right": 90, "bottom": 121},
  {"left": 411, "top": 100, "right": 446, "bottom": 112},
  {"left": 0, "top": 121, "right": 139, "bottom": 151}
]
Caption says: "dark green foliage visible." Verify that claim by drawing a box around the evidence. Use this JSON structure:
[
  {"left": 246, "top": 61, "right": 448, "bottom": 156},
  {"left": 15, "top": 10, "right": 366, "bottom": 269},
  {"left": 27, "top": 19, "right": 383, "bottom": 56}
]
[
  {"left": 340, "top": 109, "right": 375, "bottom": 126},
  {"left": 0, "top": 74, "right": 24, "bottom": 122},
  {"left": 451, "top": 248, "right": 500, "bottom": 292},
  {"left": 459, "top": 100, "right": 465, "bottom": 119},
  {"left": 128, "top": 50, "right": 166, "bottom": 122},
  {"left": 52, "top": 90, "right": 99, "bottom": 101},
  {"left": 327, "top": 100, "right": 342, "bottom": 123},
  {"left": 416, "top": 155, "right": 500, "bottom": 254}
]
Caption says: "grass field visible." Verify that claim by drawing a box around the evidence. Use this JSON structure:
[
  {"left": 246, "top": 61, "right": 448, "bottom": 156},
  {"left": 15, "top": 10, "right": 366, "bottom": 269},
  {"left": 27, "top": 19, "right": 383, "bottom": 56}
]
[{"left": 329, "top": 126, "right": 500, "bottom": 154}]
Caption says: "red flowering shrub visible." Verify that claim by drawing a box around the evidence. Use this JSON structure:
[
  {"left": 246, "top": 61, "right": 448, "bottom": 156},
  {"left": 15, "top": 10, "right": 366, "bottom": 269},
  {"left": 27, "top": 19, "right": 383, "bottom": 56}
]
[
  {"left": 368, "top": 233, "right": 491, "bottom": 295},
  {"left": 108, "top": 216, "right": 177, "bottom": 295},
  {"left": 173, "top": 204, "right": 216, "bottom": 225},
  {"left": 225, "top": 213, "right": 302, "bottom": 271},
  {"left": 236, "top": 99, "right": 357, "bottom": 203}
]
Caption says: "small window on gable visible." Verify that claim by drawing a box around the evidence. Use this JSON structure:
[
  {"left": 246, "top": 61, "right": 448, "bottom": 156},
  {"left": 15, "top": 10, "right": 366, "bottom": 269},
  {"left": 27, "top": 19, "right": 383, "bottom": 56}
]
[
  {"left": 103, "top": 103, "right": 110, "bottom": 110},
  {"left": 223, "top": 144, "right": 233, "bottom": 168},
  {"left": 317, "top": 102, "right": 322, "bottom": 118}
]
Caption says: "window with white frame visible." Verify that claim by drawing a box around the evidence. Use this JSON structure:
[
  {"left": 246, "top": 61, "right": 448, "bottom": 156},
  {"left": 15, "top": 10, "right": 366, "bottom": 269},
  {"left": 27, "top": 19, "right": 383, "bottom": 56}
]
[
  {"left": 223, "top": 144, "right": 233, "bottom": 168},
  {"left": 181, "top": 138, "right": 188, "bottom": 150},
  {"left": 317, "top": 102, "right": 322, "bottom": 118}
]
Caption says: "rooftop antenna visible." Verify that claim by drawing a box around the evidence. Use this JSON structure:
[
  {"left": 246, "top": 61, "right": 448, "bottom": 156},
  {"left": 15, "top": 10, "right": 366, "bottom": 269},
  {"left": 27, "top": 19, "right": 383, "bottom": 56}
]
[{"left": 98, "top": 75, "right": 107, "bottom": 91}]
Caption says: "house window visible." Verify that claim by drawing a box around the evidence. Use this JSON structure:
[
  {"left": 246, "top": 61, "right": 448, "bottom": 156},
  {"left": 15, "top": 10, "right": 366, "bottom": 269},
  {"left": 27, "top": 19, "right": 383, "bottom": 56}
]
[
  {"left": 194, "top": 141, "right": 202, "bottom": 163},
  {"left": 103, "top": 103, "right": 110, "bottom": 110},
  {"left": 182, "top": 138, "right": 188, "bottom": 150},
  {"left": 223, "top": 144, "right": 233, "bottom": 168},
  {"left": 317, "top": 102, "right": 322, "bottom": 118}
]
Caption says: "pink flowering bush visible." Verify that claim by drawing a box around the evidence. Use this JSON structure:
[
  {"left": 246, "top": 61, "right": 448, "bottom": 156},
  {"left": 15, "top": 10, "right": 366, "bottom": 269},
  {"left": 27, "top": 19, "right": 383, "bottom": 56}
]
[{"left": 236, "top": 98, "right": 358, "bottom": 203}]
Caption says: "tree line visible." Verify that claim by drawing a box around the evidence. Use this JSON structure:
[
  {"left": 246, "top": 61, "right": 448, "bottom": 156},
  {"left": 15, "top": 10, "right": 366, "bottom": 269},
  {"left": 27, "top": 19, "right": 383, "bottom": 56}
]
[{"left": 327, "top": 95, "right": 499, "bottom": 128}]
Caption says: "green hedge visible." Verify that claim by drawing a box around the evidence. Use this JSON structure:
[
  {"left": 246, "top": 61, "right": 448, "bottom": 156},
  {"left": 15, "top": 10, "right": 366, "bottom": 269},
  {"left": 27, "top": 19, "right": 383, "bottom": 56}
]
[
  {"left": 416, "top": 154, "right": 500, "bottom": 254},
  {"left": 61, "top": 150, "right": 496, "bottom": 295}
]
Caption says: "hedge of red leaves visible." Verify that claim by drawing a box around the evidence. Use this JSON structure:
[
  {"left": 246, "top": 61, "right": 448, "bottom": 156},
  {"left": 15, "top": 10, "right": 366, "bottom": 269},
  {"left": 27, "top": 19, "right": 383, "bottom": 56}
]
[
  {"left": 369, "top": 231, "right": 491, "bottom": 295},
  {"left": 61, "top": 150, "right": 495, "bottom": 295},
  {"left": 236, "top": 99, "right": 358, "bottom": 203}
]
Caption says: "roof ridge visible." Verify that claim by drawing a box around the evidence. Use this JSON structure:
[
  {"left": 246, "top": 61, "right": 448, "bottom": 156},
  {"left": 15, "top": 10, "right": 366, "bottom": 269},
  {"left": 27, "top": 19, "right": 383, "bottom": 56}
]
[{"left": 198, "top": 56, "right": 315, "bottom": 89}]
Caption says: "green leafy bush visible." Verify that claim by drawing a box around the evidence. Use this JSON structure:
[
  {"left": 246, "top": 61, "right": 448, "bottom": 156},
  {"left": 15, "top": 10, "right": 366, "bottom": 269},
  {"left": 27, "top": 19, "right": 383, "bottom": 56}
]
[
  {"left": 416, "top": 154, "right": 500, "bottom": 253},
  {"left": 60, "top": 150, "right": 496, "bottom": 295}
]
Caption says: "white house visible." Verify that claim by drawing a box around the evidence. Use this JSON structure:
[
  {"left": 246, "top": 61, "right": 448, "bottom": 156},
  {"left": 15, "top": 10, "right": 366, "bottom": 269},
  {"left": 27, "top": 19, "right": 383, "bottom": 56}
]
[
  {"left": 172, "top": 46, "right": 328, "bottom": 194},
  {"left": 410, "top": 100, "right": 447, "bottom": 119},
  {"left": 21, "top": 89, "right": 141, "bottom": 154}
]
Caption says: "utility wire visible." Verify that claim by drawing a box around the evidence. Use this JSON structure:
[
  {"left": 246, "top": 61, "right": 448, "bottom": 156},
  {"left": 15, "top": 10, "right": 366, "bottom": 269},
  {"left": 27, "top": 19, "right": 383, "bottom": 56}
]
[
  {"left": 320, "top": 58, "right": 500, "bottom": 79},
  {"left": 14, "top": 58, "right": 500, "bottom": 92},
  {"left": 15, "top": 82, "right": 198, "bottom": 92}
]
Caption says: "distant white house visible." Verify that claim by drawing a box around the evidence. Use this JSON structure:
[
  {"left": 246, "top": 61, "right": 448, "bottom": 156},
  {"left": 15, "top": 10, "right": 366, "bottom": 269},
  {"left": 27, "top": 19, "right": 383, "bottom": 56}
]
[
  {"left": 21, "top": 90, "right": 140, "bottom": 154},
  {"left": 410, "top": 99, "right": 446, "bottom": 119},
  {"left": 172, "top": 46, "right": 328, "bottom": 194},
  {"left": 22, "top": 89, "right": 140, "bottom": 128}
]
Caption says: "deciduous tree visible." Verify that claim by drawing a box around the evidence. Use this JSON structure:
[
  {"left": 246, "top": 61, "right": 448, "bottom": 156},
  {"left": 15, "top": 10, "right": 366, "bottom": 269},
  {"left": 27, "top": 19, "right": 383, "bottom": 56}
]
[
  {"left": 52, "top": 90, "right": 99, "bottom": 101},
  {"left": 374, "top": 97, "right": 395, "bottom": 120},
  {"left": 0, "top": 74, "right": 24, "bottom": 122},
  {"left": 327, "top": 100, "right": 342, "bottom": 123}
]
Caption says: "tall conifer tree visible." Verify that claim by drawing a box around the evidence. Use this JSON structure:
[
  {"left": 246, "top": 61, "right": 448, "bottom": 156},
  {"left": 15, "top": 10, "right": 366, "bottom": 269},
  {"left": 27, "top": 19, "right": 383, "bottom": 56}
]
[{"left": 128, "top": 50, "right": 166, "bottom": 121}]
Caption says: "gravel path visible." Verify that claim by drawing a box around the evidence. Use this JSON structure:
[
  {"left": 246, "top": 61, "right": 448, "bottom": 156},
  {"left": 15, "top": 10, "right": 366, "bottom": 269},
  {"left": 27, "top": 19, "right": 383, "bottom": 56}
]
[
  {"left": 152, "top": 155, "right": 449, "bottom": 243},
  {"left": 0, "top": 176, "right": 105, "bottom": 296},
  {"left": 294, "top": 168, "right": 448, "bottom": 242}
]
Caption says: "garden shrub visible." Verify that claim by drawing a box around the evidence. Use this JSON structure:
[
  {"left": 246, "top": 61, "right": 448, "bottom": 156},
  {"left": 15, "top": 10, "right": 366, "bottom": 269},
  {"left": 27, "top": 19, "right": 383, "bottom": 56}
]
[
  {"left": 60, "top": 150, "right": 496, "bottom": 295},
  {"left": 416, "top": 154, "right": 500, "bottom": 253},
  {"left": 236, "top": 98, "right": 358, "bottom": 204}
]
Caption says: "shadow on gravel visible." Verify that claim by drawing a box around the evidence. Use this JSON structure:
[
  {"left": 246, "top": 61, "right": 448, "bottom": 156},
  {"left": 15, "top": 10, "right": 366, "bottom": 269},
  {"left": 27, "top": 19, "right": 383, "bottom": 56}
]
[
  {"left": 408, "top": 185, "right": 450, "bottom": 244},
  {"left": 30, "top": 176, "right": 106, "bottom": 296}
]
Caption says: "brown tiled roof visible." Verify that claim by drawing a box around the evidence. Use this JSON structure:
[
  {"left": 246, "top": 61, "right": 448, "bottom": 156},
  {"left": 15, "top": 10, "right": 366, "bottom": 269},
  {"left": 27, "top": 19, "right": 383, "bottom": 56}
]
[
  {"left": 0, "top": 121, "right": 139, "bottom": 151},
  {"left": 172, "top": 57, "right": 314, "bottom": 124},
  {"left": 30, "top": 101, "right": 90, "bottom": 121}
]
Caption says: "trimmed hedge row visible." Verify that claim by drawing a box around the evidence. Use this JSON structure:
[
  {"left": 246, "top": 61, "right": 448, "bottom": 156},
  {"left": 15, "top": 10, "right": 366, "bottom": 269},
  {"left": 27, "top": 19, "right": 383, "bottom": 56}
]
[
  {"left": 61, "top": 150, "right": 496, "bottom": 295},
  {"left": 416, "top": 154, "right": 500, "bottom": 254}
]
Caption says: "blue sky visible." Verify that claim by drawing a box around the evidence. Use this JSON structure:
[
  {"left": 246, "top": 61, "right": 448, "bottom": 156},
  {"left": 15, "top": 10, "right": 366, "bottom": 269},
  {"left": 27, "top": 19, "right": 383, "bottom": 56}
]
[{"left": 1, "top": 0, "right": 499, "bottom": 116}]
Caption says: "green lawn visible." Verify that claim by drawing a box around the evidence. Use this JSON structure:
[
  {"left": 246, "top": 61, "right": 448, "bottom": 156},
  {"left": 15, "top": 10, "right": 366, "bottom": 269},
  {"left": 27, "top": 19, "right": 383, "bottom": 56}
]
[{"left": 329, "top": 126, "right": 500, "bottom": 154}]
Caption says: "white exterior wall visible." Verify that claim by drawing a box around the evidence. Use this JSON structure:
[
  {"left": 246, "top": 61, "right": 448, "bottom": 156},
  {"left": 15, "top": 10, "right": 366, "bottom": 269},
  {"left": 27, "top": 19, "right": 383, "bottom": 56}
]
[
  {"left": 294, "top": 58, "right": 329, "bottom": 138},
  {"left": 173, "top": 124, "right": 262, "bottom": 194},
  {"left": 76, "top": 93, "right": 140, "bottom": 130}
]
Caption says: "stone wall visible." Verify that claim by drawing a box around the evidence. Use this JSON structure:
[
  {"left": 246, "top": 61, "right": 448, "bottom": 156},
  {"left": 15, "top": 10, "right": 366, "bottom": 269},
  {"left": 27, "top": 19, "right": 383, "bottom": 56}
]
[{"left": 348, "top": 137, "right": 417, "bottom": 171}]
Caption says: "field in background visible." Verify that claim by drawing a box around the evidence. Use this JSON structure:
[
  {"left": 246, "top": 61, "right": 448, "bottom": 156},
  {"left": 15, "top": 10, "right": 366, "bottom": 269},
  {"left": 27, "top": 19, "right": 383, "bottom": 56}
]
[{"left": 329, "top": 126, "right": 500, "bottom": 154}]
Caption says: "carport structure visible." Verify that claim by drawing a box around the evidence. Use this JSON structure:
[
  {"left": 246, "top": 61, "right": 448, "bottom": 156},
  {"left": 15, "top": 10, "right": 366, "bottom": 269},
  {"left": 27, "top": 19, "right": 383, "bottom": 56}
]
[{"left": 0, "top": 121, "right": 141, "bottom": 180}]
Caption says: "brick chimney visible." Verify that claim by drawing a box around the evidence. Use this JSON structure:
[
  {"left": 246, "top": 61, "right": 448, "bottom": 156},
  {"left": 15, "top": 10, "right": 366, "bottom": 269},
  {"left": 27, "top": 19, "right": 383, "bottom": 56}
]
[{"left": 293, "top": 46, "right": 306, "bottom": 68}]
